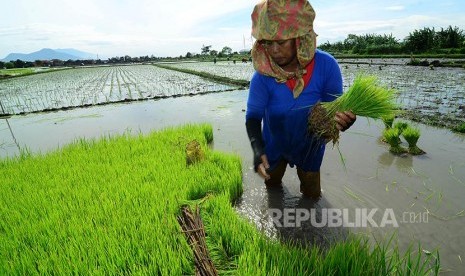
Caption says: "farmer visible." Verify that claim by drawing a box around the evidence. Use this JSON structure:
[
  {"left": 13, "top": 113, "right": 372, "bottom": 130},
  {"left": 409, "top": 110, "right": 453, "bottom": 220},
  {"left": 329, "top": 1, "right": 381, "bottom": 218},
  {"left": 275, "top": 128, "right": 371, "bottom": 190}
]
[{"left": 245, "top": 0, "right": 356, "bottom": 198}]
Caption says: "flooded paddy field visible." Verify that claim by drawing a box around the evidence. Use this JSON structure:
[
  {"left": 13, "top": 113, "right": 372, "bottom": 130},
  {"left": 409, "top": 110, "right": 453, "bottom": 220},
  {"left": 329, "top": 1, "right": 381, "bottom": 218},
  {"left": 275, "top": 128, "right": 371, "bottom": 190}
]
[
  {"left": 160, "top": 60, "right": 255, "bottom": 81},
  {"left": 340, "top": 62, "right": 465, "bottom": 128},
  {"left": 158, "top": 59, "right": 465, "bottom": 129},
  {"left": 1, "top": 60, "right": 464, "bottom": 129},
  {"left": 0, "top": 64, "right": 235, "bottom": 115},
  {"left": 1, "top": 89, "right": 464, "bottom": 273},
  {"left": 1, "top": 60, "right": 464, "bottom": 273}
]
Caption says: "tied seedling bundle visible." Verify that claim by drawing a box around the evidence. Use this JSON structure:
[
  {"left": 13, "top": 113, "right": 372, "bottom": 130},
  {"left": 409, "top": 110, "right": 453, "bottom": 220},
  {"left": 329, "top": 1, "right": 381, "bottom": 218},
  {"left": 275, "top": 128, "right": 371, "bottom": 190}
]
[{"left": 308, "top": 74, "right": 398, "bottom": 144}]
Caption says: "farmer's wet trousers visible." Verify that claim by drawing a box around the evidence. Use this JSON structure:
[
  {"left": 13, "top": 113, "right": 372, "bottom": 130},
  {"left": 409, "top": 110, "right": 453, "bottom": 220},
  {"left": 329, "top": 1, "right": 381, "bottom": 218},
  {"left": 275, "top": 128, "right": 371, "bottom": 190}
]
[{"left": 265, "top": 159, "right": 321, "bottom": 198}]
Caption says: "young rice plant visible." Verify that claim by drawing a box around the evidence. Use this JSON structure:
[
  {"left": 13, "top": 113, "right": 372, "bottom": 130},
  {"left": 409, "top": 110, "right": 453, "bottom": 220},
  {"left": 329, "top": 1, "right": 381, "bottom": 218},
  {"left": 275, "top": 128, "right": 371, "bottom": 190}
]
[
  {"left": 308, "top": 74, "right": 398, "bottom": 144},
  {"left": 0, "top": 124, "right": 439, "bottom": 275}
]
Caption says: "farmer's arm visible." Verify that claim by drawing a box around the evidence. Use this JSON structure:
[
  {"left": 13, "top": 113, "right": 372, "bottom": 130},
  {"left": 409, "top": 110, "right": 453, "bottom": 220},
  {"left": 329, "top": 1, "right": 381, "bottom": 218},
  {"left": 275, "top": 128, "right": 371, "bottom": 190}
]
[{"left": 246, "top": 72, "right": 270, "bottom": 179}]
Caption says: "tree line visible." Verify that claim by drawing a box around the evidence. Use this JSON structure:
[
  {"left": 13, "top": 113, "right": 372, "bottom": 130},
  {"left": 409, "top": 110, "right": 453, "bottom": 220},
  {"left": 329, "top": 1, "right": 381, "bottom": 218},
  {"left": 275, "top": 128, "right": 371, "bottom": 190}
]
[
  {"left": 0, "top": 55, "right": 167, "bottom": 70},
  {"left": 0, "top": 46, "right": 247, "bottom": 70},
  {"left": 319, "top": 25, "right": 465, "bottom": 55},
  {"left": 3, "top": 25, "right": 464, "bottom": 70}
]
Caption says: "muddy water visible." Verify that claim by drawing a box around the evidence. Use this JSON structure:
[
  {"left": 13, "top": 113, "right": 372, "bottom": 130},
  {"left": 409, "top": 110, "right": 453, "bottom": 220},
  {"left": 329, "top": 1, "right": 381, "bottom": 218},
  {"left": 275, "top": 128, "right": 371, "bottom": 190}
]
[
  {"left": 341, "top": 63, "right": 465, "bottom": 128},
  {"left": 1, "top": 90, "right": 464, "bottom": 273}
]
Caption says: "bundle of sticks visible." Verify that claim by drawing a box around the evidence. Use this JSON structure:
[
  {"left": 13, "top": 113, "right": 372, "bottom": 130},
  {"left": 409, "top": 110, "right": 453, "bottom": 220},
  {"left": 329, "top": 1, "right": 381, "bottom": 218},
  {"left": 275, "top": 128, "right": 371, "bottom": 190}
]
[{"left": 177, "top": 206, "right": 218, "bottom": 276}]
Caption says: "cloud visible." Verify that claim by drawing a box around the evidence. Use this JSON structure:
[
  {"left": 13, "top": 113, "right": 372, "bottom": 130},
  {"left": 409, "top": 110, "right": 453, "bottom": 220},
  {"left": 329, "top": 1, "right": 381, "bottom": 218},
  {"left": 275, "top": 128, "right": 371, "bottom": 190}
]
[
  {"left": 1, "top": 0, "right": 464, "bottom": 58},
  {"left": 0, "top": 0, "right": 257, "bottom": 57}
]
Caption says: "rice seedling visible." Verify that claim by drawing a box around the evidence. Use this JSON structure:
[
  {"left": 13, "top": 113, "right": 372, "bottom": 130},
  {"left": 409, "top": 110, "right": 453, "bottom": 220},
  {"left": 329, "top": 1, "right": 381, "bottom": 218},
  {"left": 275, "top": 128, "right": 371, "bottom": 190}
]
[
  {"left": 383, "top": 128, "right": 408, "bottom": 154},
  {"left": 0, "top": 123, "right": 440, "bottom": 275},
  {"left": 402, "top": 126, "right": 426, "bottom": 155},
  {"left": 382, "top": 114, "right": 395, "bottom": 129},
  {"left": 0, "top": 123, "right": 240, "bottom": 275},
  {"left": 203, "top": 195, "right": 440, "bottom": 275},
  {"left": 308, "top": 74, "right": 398, "bottom": 144},
  {"left": 0, "top": 65, "right": 236, "bottom": 115},
  {"left": 158, "top": 61, "right": 255, "bottom": 83},
  {"left": 394, "top": 121, "right": 409, "bottom": 135}
]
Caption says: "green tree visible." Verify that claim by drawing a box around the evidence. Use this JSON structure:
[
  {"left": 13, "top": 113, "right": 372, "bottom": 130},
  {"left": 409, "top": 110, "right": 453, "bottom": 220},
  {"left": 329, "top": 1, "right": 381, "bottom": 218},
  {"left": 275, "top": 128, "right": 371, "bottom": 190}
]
[
  {"left": 34, "top": 60, "right": 44, "bottom": 67},
  {"left": 13, "top": 59, "right": 26, "bottom": 68},
  {"left": 436, "top": 25, "right": 465, "bottom": 48},
  {"left": 404, "top": 27, "right": 437, "bottom": 53},
  {"left": 221, "top": 46, "right": 232, "bottom": 56},
  {"left": 201, "top": 45, "right": 212, "bottom": 55}
]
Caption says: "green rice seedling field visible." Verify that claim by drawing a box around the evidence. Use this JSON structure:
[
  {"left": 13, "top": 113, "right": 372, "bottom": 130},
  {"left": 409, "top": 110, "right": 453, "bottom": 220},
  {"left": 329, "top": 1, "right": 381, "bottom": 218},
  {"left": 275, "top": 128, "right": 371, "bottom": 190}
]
[
  {"left": 0, "top": 124, "right": 439, "bottom": 275},
  {"left": 0, "top": 124, "right": 241, "bottom": 274},
  {"left": 1, "top": 58, "right": 464, "bottom": 273}
]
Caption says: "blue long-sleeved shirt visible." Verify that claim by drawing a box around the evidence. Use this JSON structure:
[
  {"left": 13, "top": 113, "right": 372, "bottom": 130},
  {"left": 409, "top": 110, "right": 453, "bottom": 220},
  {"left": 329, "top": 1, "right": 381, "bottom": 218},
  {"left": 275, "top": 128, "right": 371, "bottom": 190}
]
[{"left": 246, "top": 50, "right": 342, "bottom": 172}]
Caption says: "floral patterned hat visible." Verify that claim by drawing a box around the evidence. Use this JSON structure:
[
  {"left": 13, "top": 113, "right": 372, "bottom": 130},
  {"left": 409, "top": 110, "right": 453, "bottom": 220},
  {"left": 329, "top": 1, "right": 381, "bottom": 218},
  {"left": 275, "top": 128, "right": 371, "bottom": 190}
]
[{"left": 251, "top": 0, "right": 317, "bottom": 98}]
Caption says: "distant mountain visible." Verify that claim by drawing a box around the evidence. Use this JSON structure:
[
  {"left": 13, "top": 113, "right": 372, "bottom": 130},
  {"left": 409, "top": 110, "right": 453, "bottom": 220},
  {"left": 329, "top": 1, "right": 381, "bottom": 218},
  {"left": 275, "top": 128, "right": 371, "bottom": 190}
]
[
  {"left": 1, "top": 48, "right": 96, "bottom": 62},
  {"left": 54, "top": 48, "right": 96, "bottom": 59}
]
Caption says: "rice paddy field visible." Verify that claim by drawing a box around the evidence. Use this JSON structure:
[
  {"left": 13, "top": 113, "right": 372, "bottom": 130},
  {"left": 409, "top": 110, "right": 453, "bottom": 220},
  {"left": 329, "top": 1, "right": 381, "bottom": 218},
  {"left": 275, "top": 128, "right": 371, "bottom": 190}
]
[
  {"left": 0, "top": 67, "right": 63, "bottom": 78},
  {"left": 156, "top": 60, "right": 465, "bottom": 129},
  {"left": 0, "top": 65, "right": 235, "bottom": 115},
  {"left": 340, "top": 62, "right": 465, "bottom": 129},
  {"left": 160, "top": 60, "right": 255, "bottom": 82},
  {"left": 1, "top": 59, "right": 465, "bottom": 274},
  {"left": 0, "top": 123, "right": 442, "bottom": 275},
  {"left": 1, "top": 61, "right": 464, "bottom": 129}
]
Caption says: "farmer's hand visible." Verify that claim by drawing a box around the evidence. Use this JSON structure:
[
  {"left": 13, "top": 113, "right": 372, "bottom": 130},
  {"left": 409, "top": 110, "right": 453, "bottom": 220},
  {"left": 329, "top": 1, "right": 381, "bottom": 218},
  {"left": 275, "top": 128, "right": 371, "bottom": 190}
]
[
  {"left": 257, "top": 154, "right": 271, "bottom": 181},
  {"left": 335, "top": 111, "right": 356, "bottom": 132}
]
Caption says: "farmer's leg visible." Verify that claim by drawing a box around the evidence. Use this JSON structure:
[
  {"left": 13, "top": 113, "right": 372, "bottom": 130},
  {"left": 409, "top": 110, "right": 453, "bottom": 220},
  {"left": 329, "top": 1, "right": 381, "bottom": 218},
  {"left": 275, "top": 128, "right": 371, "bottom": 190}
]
[
  {"left": 297, "top": 168, "right": 321, "bottom": 198},
  {"left": 265, "top": 159, "right": 288, "bottom": 188}
]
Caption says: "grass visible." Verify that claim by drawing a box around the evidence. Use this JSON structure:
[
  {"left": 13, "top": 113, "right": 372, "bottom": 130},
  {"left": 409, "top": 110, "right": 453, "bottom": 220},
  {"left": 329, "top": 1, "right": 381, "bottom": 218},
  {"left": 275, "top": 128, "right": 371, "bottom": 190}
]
[
  {"left": 452, "top": 122, "right": 465, "bottom": 133},
  {"left": 0, "top": 123, "right": 439, "bottom": 275},
  {"left": 0, "top": 67, "right": 71, "bottom": 80},
  {"left": 0, "top": 68, "right": 34, "bottom": 78},
  {"left": 334, "top": 53, "right": 465, "bottom": 59}
]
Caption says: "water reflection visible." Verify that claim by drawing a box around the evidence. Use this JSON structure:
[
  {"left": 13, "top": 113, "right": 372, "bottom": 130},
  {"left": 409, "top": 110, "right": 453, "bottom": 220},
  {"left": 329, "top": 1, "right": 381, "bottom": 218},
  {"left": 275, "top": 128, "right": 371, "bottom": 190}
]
[
  {"left": 378, "top": 152, "right": 395, "bottom": 168},
  {"left": 394, "top": 154, "right": 413, "bottom": 171},
  {"left": 265, "top": 186, "right": 349, "bottom": 249}
]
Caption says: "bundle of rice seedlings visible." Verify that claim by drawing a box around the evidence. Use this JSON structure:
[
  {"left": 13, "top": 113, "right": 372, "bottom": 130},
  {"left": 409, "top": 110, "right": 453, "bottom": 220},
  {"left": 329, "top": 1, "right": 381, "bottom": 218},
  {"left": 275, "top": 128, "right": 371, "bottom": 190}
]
[
  {"left": 393, "top": 121, "right": 409, "bottom": 135},
  {"left": 308, "top": 74, "right": 397, "bottom": 144},
  {"left": 186, "top": 139, "right": 205, "bottom": 165},
  {"left": 383, "top": 128, "right": 407, "bottom": 154},
  {"left": 382, "top": 114, "right": 395, "bottom": 129},
  {"left": 402, "top": 126, "right": 426, "bottom": 155}
]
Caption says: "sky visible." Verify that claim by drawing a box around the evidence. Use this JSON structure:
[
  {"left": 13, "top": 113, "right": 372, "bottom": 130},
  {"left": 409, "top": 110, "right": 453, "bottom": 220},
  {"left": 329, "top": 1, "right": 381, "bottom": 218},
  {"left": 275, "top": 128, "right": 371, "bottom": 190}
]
[{"left": 1, "top": 0, "right": 465, "bottom": 59}]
